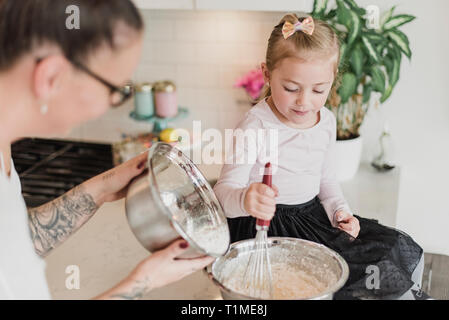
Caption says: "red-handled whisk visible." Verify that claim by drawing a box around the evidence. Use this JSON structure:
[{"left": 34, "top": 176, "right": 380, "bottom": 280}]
[{"left": 242, "top": 163, "right": 274, "bottom": 299}]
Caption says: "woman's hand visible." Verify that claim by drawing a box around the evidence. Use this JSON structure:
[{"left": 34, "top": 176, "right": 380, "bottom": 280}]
[
  {"left": 335, "top": 210, "right": 360, "bottom": 238},
  {"left": 87, "top": 151, "right": 148, "bottom": 206},
  {"left": 243, "top": 182, "right": 279, "bottom": 220},
  {"left": 130, "top": 239, "right": 215, "bottom": 290},
  {"left": 95, "top": 239, "right": 215, "bottom": 299}
]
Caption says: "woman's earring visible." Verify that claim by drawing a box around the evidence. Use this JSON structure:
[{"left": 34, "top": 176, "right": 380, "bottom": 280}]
[{"left": 40, "top": 104, "right": 48, "bottom": 115}]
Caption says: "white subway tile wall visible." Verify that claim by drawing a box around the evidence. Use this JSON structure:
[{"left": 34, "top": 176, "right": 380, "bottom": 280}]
[{"left": 67, "top": 10, "right": 284, "bottom": 143}]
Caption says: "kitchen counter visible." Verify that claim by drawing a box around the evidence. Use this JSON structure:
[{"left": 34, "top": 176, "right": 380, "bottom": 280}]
[
  {"left": 340, "top": 163, "right": 400, "bottom": 228},
  {"left": 48, "top": 112, "right": 400, "bottom": 299},
  {"left": 44, "top": 198, "right": 222, "bottom": 300},
  {"left": 44, "top": 163, "right": 225, "bottom": 300},
  {"left": 44, "top": 108, "right": 226, "bottom": 299},
  {"left": 44, "top": 160, "right": 399, "bottom": 299}
]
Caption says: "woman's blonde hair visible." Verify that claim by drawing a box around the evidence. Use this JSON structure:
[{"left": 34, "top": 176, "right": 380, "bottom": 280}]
[{"left": 261, "top": 13, "right": 341, "bottom": 99}]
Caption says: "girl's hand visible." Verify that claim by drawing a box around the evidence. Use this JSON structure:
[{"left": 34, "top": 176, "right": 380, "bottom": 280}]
[
  {"left": 87, "top": 151, "right": 149, "bottom": 205},
  {"left": 335, "top": 210, "right": 360, "bottom": 238},
  {"left": 243, "top": 182, "right": 279, "bottom": 220}
]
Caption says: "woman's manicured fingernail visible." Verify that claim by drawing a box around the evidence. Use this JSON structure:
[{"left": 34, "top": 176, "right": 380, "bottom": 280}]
[
  {"left": 179, "top": 241, "right": 189, "bottom": 249},
  {"left": 137, "top": 161, "right": 145, "bottom": 170}
]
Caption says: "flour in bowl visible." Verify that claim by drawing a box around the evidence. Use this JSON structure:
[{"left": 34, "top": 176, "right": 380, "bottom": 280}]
[
  {"left": 182, "top": 218, "right": 230, "bottom": 256},
  {"left": 218, "top": 247, "right": 336, "bottom": 299}
]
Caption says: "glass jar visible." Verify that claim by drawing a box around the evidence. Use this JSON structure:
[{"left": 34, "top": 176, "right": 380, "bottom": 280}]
[
  {"left": 134, "top": 82, "right": 154, "bottom": 118},
  {"left": 154, "top": 81, "right": 178, "bottom": 118}
]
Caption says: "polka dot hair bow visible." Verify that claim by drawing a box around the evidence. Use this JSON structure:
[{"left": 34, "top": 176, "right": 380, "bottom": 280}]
[{"left": 282, "top": 16, "right": 315, "bottom": 39}]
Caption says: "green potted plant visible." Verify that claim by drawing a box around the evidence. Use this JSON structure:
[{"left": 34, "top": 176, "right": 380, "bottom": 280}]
[{"left": 311, "top": 0, "right": 415, "bottom": 180}]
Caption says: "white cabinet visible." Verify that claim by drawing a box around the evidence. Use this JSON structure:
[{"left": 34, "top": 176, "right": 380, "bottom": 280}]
[
  {"left": 133, "top": 0, "right": 388, "bottom": 12},
  {"left": 133, "top": 0, "right": 313, "bottom": 12},
  {"left": 195, "top": 0, "right": 313, "bottom": 12},
  {"left": 133, "top": 0, "right": 194, "bottom": 10}
]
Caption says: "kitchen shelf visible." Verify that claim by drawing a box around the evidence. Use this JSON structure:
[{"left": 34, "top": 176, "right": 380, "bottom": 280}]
[
  {"left": 133, "top": 0, "right": 313, "bottom": 12},
  {"left": 132, "top": 0, "right": 194, "bottom": 10},
  {"left": 195, "top": 0, "right": 313, "bottom": 12},
  {"left": 133, "top": 0, "right": 384, "bottom": 12},
  {"left": 129, "top": 106, "right": 189, "bottom": 133}
]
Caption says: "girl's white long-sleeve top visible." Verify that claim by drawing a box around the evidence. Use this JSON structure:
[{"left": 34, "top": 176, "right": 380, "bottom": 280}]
[{"left": 213, "top": 98, "right": 352, "bottom": 227}]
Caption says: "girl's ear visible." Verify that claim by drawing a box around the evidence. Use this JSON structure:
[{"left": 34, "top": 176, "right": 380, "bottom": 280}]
[{"left": 261, "top": 62, "right": 270, "bottom": 84}]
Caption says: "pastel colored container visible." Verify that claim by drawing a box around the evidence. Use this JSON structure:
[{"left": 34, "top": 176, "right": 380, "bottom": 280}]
[
  {"left": 134, "top": 83, "right": 154, "bottom": 117},
  {"left": 154, "top": 81, "right": 178, "bottom": 118}
]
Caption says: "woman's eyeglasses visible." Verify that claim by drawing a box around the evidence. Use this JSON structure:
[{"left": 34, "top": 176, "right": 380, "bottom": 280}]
[
  {"left": 70, "top": 60, "right": 133, "bottom": 107},
  {"left": 36, "top": 57, "right": 134, "bottom": 108}
]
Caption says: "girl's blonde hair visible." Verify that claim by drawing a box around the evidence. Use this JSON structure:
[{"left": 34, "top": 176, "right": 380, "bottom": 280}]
[{"left": 261, "top": 13, "right": 341, "bottom": 99}]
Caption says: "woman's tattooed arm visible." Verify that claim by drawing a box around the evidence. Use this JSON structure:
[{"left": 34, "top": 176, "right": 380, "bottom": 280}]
[
  {"left": 28, "top": 184, "right": 98, "bottom": 257},
  {"left": 109, "top": 277, "right": 152, "bottom": 300},
  {"left": 93, "top": 275, "right": 153, "bottom": 300}
]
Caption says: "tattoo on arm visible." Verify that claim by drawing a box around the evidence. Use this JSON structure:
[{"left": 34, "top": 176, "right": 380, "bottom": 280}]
[
  {"left": 110, "top": 277, "right": 152, "bottom": 300},
  {"left": 28, "top": 185, "right": 98, "bottom": 257},
  {"left": 102, "top": 171, "right": 115, "bottom": 181}
]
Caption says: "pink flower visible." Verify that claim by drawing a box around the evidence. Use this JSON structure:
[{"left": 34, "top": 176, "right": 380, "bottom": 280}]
[{"left": 234, "top": 68, "right": 265, "bottom": 100}]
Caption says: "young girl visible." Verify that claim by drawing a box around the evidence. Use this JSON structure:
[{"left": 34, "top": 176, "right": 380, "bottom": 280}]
[{"left": 213, "top": 13, "right": 429, "bottom": 300}]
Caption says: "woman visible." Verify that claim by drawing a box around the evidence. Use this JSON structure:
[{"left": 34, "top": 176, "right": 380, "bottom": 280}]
[{"left": 0, "top": 0, "right": 214, "bottom": 299}]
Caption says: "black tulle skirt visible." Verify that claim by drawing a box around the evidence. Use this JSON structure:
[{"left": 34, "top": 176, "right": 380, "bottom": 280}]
[{"left": 227, "top": 197, "right": 423, "bottom": 300}]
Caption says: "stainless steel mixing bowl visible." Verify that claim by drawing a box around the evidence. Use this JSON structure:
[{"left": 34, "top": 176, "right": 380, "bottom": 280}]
[
  {"left": 125, "top": 142, "right": 230, "bottom": 259},
  {"left": 207, "top": 237, "right": 349, "bottom": 300}
]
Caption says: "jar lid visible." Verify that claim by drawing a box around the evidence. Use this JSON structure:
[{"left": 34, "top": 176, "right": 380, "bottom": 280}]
[
  {"left": 135, "top": 82, "right": 153, "bottom": 92},
  {"left": 154, "top": 81, "right": 176, "bottom": 93}
]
